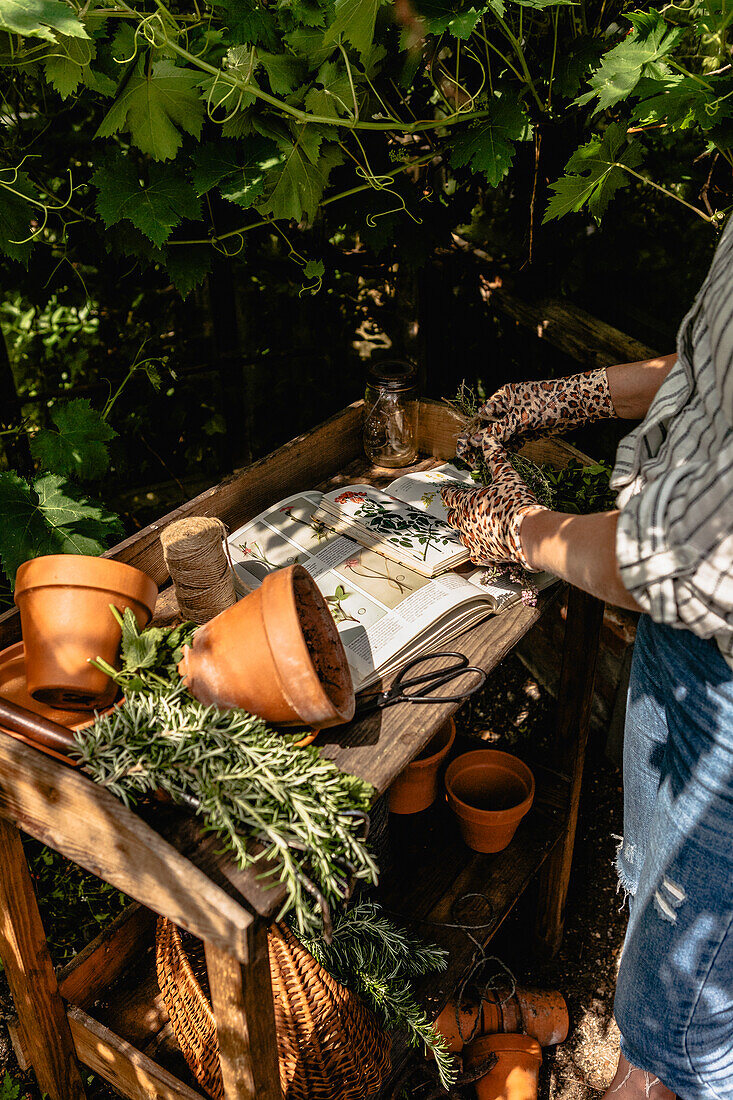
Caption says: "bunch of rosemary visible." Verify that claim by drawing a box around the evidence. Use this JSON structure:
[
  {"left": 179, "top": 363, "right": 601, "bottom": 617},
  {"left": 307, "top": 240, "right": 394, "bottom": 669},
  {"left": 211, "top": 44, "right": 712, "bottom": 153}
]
[
  {"left": 298, "top": 901, "right": 457, "bottom": 1088},
  {"left": 82, "top": 612, "right": 377, "bottom": 936}
]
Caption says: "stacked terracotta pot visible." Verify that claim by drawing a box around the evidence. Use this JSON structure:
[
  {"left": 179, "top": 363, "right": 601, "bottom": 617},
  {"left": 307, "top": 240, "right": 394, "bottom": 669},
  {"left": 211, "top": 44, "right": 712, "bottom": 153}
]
[{"left": 432, "top": 985, "right": 569, "bottom": 1100}]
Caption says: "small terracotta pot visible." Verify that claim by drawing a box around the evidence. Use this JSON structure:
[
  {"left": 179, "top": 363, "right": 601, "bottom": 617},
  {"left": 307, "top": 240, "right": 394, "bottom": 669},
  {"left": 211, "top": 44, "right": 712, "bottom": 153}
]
[
  {"left": 464, "top": 1034, "right": 542, "bottom": 1100},
  {"left": 432, "top": 997, "right": 482, "bottom": 1054},
  {"left": 14, "top": 555, "right": 158, "bottom": 710},
  {"left": 445, "top": 750, "right": 534, "bottom": 854},
  {"left": 178, "top": 564, "right": 355, "bottom": 728},
  {"left": 482, "top": 988, "right": 569, "bottom": 1048},
  {"left": 388, "top": 718, "right": 456, "bottom": 814}
]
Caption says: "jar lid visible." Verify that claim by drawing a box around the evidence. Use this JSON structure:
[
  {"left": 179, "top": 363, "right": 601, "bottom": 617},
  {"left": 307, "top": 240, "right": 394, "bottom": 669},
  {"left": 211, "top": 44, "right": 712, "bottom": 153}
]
[{"left": 366, "top": 359, "right": 417, "bottom": 392}]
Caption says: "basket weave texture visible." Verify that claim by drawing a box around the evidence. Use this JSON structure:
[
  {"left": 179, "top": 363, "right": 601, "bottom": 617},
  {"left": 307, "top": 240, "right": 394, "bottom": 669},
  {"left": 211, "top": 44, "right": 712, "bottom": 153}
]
[{"left": 156, "top": 917, "right": 392, "bottom": 1100}]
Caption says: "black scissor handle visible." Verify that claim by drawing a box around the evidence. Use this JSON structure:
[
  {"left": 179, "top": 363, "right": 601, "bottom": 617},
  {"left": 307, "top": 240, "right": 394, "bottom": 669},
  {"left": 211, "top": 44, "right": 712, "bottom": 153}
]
[
  {"left": 391, "top": 651, "right": 469, "bottom": 691},
  {"left": 399, "top": 664, "right": 487, "bottom": 704}
]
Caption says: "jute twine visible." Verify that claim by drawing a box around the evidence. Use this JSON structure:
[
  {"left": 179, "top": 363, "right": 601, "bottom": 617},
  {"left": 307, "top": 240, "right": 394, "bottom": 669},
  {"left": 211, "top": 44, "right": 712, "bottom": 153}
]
[{"left": 159, "top": 516, "right": 237, "bottom": 624}]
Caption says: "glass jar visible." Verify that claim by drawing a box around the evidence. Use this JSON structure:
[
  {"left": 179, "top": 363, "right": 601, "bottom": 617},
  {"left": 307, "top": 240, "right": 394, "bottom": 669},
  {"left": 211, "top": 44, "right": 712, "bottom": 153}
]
[{"left": 363, "top": 360, "right": 419, "bottom": 468}]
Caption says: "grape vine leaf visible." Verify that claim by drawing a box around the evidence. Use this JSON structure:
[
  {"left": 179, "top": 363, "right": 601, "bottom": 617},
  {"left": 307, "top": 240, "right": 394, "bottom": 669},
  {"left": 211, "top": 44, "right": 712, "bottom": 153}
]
[
  {"left": 632, "top": 74, "right": 732, "bottom": 133},
  {"left": 284, "top": 0, "right": 330, "bottom": 27},
  {"left": 42, "top": 33, "right": 115, "bottom": 98},
  {"left": 258, "top": 127, "right": 342, "bottom": 221},
  {"left": 258, "top": 49, "right": 305, "bottom": 94},
  {"left": 448, "top": 8, "right": 482, "bottom": 39},
  {"left": 0, "top": 169, "right": 39, "bottom": 265},
  {"left": 450, "top": 97, "right": 531, "bottom": 186},
  {"left": 284, "top": 25, "right": 334, "bottom": 67},
  {"left": 575, "top": 11, "right": 684, "bottom": 113},
  {"left": 96, "top": 59, "right": 205, "bottom": 161},
  {"left": 192, "top": 138, "right": 284, "bottom": 207},
  {"left": 0, "top": 0, "right": 88, "bottom": 43},
  {"left": 164, "top": 245, "right": 213, "bottom": 298},
  {"left": 93, "top": 157, "right": 201, "bottom": 247},
  {"left": 543, "top": 123, "right": 643, "bottom": 223},
  {"left": 0, "top": 472, "right": 123, "bottom": 587},
  {"left": 324, "top": 0, "right": 383, "bottom": 59},
  {"left": 212, "top": 0, "right": 280, "bottom": 49},
  {"left": 304, "top": 59, "right": 355, "bottom": 118},
  {"left": 31, "top": 398, "right": 117, "bottom": 481}
]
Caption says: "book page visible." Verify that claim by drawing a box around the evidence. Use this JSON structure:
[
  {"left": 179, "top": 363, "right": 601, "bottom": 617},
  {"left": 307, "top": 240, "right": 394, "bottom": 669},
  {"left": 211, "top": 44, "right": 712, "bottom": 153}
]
[
  {"left": 317, "top": 485, "right": 467, "bottom": 575},
  {"left": 226, "top": 494, "right": 491, "bottom": 691},
  {"left": 385, "top": 462, "right": 476, "bottom": 522}
]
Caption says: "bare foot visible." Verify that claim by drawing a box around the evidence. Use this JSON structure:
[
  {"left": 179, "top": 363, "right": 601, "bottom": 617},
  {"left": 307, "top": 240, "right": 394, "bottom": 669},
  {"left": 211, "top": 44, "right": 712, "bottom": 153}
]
[{"left": 603, "top": 1052, "right": 677, "bottom": 1100}]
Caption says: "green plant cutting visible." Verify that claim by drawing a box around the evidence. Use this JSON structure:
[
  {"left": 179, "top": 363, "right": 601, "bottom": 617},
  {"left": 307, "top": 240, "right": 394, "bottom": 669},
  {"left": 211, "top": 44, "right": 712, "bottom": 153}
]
[
  {"left": 81, "top": 606, "right": 457, "bottom": 1077},
  {"left": 0, "top": 0, "right": 727, "bottom": 296}
]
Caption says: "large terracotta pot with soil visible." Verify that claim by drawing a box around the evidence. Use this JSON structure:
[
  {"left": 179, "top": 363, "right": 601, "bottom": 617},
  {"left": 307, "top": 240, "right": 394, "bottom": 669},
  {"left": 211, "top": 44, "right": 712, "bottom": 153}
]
[
  {"left": 464, "top": 1034, "right": 542, "bottom": 1100},
  {"left": 445, "top": 750, "right": 534, "bottom": 854},
  {"left": 14, "top": 555, "right": 158, "bottom": 710},
  {"left": 178, "top": 564, "right": 355, "bottom": 728},
  {"left": 388, "top": 718, "right": 455, "bottom": 814}
]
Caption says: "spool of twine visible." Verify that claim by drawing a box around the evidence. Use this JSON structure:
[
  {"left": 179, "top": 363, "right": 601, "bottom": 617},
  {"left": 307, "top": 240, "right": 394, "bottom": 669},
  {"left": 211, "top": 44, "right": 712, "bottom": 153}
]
[{"left": 160, "top": 516, "right": 237, "bottom": 624}]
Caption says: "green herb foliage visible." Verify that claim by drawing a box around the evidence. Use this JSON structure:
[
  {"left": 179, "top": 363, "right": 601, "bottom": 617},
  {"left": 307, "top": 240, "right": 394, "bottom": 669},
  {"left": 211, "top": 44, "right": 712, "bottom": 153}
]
[
  {"left": 93, "top": 606, "right": 198, "bottom": 693},
  {"left": 0, "top": 0, "right": 726, "bottom": 296},
  {"left": 74, "top": 682, "right": 376, "bottom": 935},
  {"left": 298, "top": 900, "right": 457, "bottom": 1087}
]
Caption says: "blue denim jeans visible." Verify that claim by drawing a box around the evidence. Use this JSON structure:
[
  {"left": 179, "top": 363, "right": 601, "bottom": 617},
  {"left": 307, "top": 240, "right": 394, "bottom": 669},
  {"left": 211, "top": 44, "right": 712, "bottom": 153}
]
[{"left": 614, "top": 615, "right": 733, "bottom": 1100}]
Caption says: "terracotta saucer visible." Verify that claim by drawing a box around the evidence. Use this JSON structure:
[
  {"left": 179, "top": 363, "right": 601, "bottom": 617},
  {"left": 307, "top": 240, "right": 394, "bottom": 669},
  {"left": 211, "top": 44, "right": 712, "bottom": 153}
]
[{"left": 0, "top": 641, "right": 113, "bottom": 765}]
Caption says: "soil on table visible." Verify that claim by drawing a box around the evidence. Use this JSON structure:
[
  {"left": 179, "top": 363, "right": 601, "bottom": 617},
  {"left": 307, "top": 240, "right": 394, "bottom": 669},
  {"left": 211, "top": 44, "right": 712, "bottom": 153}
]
[{"left": 0, "top": 654, "right": 627, "bottom": 1100}]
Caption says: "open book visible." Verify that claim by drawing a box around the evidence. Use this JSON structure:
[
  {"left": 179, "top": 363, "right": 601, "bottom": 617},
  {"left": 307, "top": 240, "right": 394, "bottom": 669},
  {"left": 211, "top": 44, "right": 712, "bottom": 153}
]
[{"left": 225, "top": 464, "right": 555, "bottom": 692}]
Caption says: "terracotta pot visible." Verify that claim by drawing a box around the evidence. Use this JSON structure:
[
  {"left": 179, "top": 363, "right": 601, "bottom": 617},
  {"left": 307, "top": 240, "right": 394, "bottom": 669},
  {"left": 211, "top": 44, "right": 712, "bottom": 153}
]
[
  {"left": 14, "top": 555, "right": 158, "bottom": 710},
  {"left": 432, "top": 997, "right": 483, "bottom": 1054},
  {"left": 178, "top": 564, "right": 355, "bottom": 728},
  {"left": 482, "top": 988, "right": 569, "bottom": 1048},
  {"left": 388, "top": 718, "right": 456, "bottom": 814},
  {"left": 464, "top": 1034, "right": 542, "bottom": 1100},
  {"left": 445, "top": 750, "right": 534, "bottom": 854}
]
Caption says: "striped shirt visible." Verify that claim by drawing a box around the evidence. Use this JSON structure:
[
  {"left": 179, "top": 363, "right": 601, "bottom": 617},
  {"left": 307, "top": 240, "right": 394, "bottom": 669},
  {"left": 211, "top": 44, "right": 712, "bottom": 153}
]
[{"left": 611, "top": 217, "right": 733, "bottom": 670}]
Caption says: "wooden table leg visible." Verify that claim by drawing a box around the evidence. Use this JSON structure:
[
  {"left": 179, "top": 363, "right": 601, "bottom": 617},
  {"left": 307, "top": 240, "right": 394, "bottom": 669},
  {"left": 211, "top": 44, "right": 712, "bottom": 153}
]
[
  {"left": 534, "top": 588, "right": 604, "bottom": 956},
  {"left": 204, "top": 921, "right": 281, "bottom": 1100},
  {"left": 0, "top": 817, "right": 87, "bottom": 1100}
]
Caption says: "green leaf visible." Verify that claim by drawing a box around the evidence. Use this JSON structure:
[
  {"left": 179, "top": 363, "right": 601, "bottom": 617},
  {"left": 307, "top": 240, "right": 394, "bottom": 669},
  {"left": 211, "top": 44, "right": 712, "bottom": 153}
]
[
  {"left": 304, "top": 59, "right": 355, "bottom": 118},
  {"left": 543, "top": 123, "right": 643, "bottom": 223},
  {"left": 31, "top": 397, "right": 117, "bottom": 481},
  {"left": 192, "top": 138, "right": 284, "bottom": 207},
  {"left": 119, "top": 607, "right": 165, "bottom": 671},
  {"left": 93, "top": 156, "right": 201, "bottom": 247},
  {"left": 632, "top": 74, "right": 732, "bottom": 132},
  {"left": 284, "top": 25, "right": 334, "bottom": 67},
  {"left": 303, "top": 258, "right": 325, "bottom": 278},
  {"left": 211, "top": 0, "right": 280, "bottom": 49},
  {"left": 96, "top": 59, "right": 205, "bottom": 161},
  {"left": 0, "top": 0, "right": 88, "bottom": 42},
  {"left": 42, "top": 32, "right": 116, "bottom": 98},
  {"left": 324, "top": 0, "right": 383, "bottom": 59},
  {"left": 258, "top": 49, "right": 305, "bottom": 94},
  {"left": 0, "top": 168, "right": 39, "bottom": 265},
  {"left": 257, "top": 124, "right": 333, "bottom": 221},
  {"left": 450, "top": 96, "right": 531, "bottom": 186},
  {"left": 575, "top": 11, "right": 684, "bottom": 114},
  {"left": 164, "top": 244, "right": 213, "bottom": 298},
  {"left": 448, "top": 8, "right": 482, "bottom": 39},
  {"left": 0, "top": 471, "right": 122, "bottom": 587}
]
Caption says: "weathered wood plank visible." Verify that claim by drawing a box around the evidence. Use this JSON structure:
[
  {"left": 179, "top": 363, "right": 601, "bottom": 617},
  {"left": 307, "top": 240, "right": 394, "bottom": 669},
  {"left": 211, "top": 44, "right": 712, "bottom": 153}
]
[
  {"left": 0, "top": 736, "right": 254, "bottom": 962},
  {"left": 450, "top": 235, "right": 658, "bottom": 368},
  {"left": 205, "top": 923, "right": 282, "bottom": 1100},
  {"left": 534, "top": 588, "right": 604, "bottom": 955},
  {"left": 58, "top": 904, "right": 156, "bottom": 1010},
  {"left": 0, "top": 817, "right": 87, "bottom": 1100},
  {"left": 67, "top": 1004, "right": 205, "bottom": 1100}
]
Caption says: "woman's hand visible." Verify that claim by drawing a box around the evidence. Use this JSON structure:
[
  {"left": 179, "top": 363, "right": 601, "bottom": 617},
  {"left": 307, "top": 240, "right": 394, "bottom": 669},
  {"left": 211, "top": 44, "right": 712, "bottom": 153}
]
[
  {"left": 441, "top": 441, "right": 545, "bottom": 567},
  {"left": 456, "top": 368, "right": 615, "bottom": 459}
]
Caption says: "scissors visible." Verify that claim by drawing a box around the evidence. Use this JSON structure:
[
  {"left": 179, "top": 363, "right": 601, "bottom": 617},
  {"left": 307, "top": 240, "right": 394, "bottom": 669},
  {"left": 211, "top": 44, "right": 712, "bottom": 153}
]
[{"left": 356, "top": 651, "right": 486, "bottom": 716}]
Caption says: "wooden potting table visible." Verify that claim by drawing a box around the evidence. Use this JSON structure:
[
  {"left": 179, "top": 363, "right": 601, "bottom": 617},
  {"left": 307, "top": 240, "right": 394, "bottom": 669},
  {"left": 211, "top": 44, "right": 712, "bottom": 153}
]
[{"left": 0, "top": 400, "right": 603, "bottom": 1100}]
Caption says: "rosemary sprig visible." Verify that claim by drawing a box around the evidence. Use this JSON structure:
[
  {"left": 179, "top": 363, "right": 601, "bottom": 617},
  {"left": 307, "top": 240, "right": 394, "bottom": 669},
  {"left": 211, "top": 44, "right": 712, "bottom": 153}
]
[
  {"left": 73, "top": 686, "right": 377, "bottom": 936},
  {"left": 298, "top": 901, "right": 458, "bottom": 1088}
]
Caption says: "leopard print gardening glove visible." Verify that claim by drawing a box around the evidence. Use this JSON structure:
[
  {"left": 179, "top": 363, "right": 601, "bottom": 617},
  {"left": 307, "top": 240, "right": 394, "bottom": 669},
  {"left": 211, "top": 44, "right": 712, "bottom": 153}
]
[
  {"left": 441, "top": 440, "right": 545, "bottom": 569},
  {"left": 456, "top": 368, "right": 615, "bottom": 460}
]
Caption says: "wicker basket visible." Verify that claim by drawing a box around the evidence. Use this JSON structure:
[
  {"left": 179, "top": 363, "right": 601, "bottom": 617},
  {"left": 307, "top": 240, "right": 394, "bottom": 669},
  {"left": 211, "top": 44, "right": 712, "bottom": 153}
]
[{"left": 156, "top": 917, "right": 392, "bottom": 1100}]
